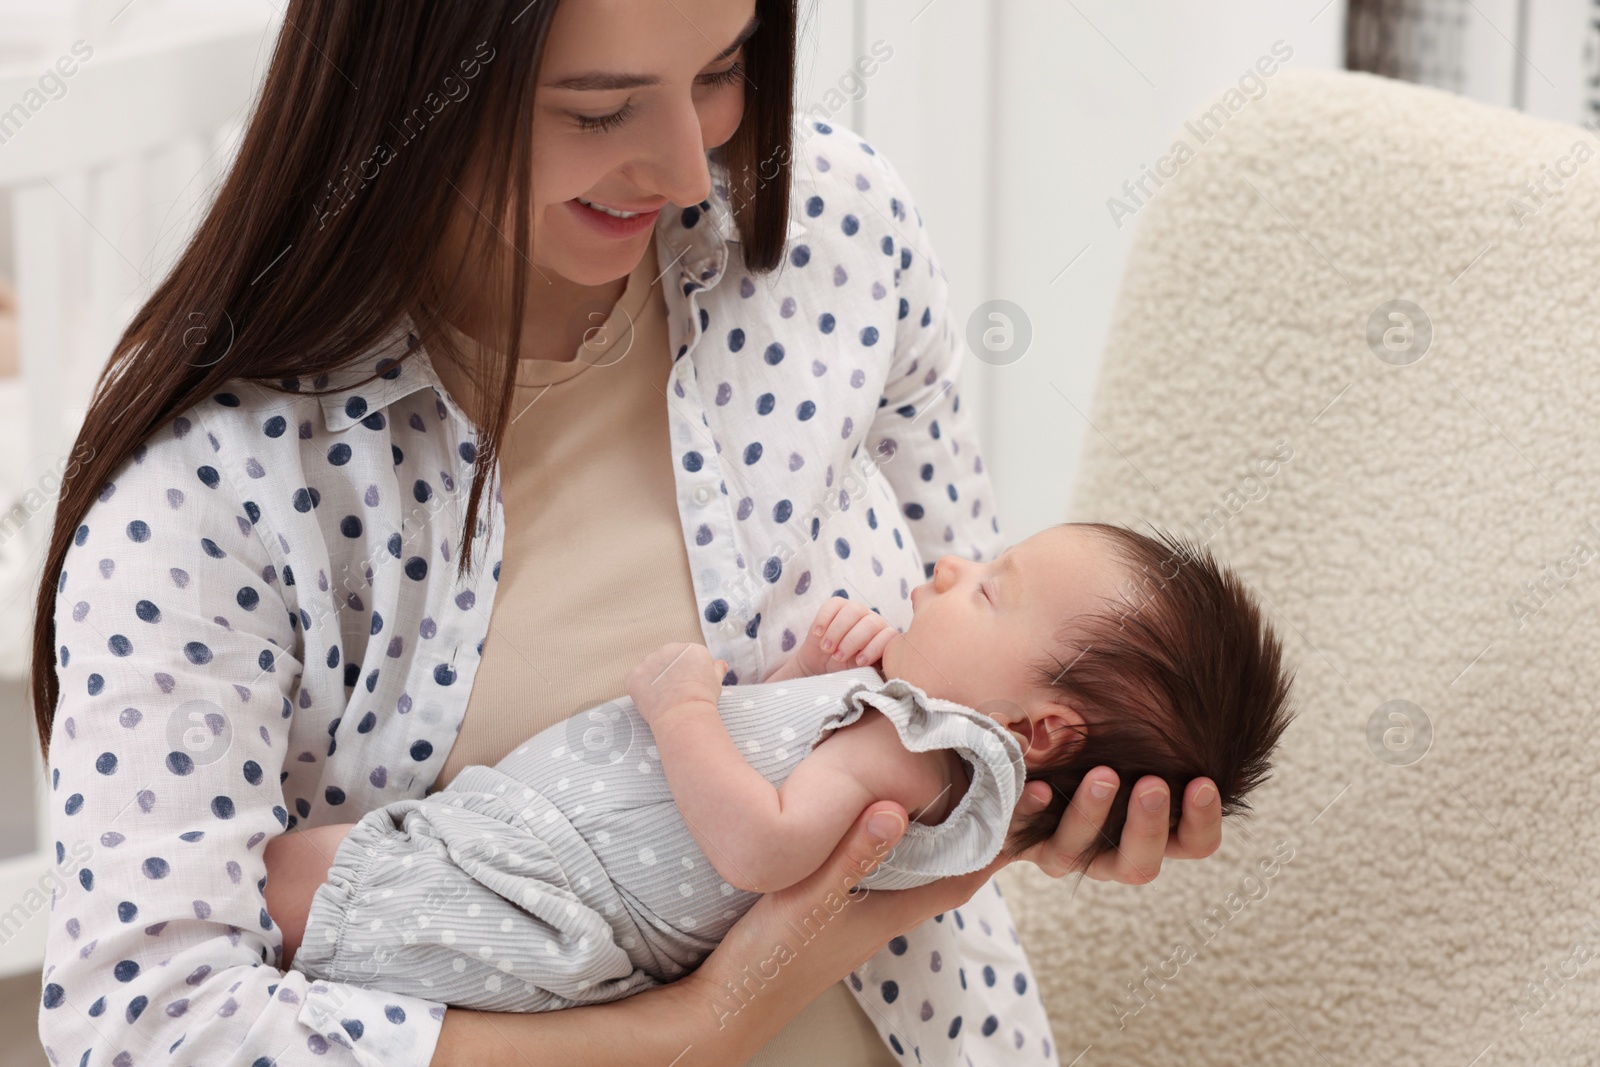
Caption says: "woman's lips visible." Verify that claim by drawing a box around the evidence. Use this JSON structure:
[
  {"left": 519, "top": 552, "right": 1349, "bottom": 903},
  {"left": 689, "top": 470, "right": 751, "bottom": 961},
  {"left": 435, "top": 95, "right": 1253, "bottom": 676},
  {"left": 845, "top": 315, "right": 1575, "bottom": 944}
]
[{"left": 565, "top": 197, "right": 662, "bottom": 239}]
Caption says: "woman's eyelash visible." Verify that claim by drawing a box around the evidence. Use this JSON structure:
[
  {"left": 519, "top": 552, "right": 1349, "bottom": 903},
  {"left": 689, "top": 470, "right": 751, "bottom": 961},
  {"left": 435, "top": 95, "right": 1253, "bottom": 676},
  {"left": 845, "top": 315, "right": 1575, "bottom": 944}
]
[
  {"left": 574, "top": 62, "right": 744, "bottom": 134},
  {"left": 700, "top": 61, "right": 744, "bottom": 88},
  {"left": 575, "top": 102, "right": 635, "bottom": 134}
]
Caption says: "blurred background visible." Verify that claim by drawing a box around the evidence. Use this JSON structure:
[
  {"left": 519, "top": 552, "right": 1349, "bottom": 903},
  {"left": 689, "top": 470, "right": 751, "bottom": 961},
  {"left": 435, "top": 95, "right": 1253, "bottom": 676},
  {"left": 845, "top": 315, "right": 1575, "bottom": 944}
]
[{"left": 0, "top": 1, "right": 1592, "bottom": 1062}]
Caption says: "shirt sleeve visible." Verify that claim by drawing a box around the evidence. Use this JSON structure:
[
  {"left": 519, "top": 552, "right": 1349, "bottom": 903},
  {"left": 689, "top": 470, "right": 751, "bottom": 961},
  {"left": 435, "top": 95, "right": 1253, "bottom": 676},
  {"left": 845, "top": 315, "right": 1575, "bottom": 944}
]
[
  {"left": 38, "top": 404, "right": 445, "bottom": 1067},
  {"left": 859, "top": 142, "right": 1006, "bottom": 576}
]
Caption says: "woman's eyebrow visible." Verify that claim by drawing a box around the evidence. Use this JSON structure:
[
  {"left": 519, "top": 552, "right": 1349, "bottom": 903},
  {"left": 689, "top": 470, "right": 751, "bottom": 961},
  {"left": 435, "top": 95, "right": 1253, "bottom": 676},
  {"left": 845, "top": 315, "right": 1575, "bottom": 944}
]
[{"left": 545, "top": 11, "right": 761, "bottom": 91}]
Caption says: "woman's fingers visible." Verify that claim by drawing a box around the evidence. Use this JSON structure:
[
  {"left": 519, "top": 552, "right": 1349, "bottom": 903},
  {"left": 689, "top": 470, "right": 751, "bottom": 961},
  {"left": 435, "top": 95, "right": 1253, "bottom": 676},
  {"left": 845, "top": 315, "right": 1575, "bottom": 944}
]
[
  {"left": 1084, "top": 775, "right": 1170, "bottom": 884},
  {"left": 1017, "top": 771, "right": 1117, "bottom": 879},
  {"left": 848, "top": 818, "right": 1017, "bottom": 946},
  {"left": 1016, "top": 773, "right": 1223, "bottom": 883},
  {"left": 1167, "top": 777, "right": 1222, "bottom": 860},
  {"left": 799, "top": 802, "right": 907, "bottom": 897}
]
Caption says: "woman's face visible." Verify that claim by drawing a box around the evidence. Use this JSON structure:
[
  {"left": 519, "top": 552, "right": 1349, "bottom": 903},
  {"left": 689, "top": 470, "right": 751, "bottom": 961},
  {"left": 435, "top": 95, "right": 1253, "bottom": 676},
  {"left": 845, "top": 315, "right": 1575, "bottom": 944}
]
[{"left": 529, "top": 0, "right": 758, "bottom": 286}]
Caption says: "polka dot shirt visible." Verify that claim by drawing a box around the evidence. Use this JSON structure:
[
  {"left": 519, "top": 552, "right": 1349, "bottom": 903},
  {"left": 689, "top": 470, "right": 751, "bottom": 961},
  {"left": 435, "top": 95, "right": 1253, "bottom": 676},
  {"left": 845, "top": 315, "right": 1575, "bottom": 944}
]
[{"left": 38, "top": 118, "right": 1059, "bottom": 1066}]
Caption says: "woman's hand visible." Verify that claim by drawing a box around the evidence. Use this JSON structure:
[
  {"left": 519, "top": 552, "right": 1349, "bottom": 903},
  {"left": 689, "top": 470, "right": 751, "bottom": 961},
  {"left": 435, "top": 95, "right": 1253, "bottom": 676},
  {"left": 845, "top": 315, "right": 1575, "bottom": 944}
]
[
  {"left": 1009, "top": 773, "right": 1223, "bottom": 883},
  {"left": 625, "top": 642, "right": 728, "bottom": 728},
  {"left": 666, "top": 775, "right": 1223, "bottom": 1061},
  {"left": 678, "top": 801, "right": 967, "bottom": 1012}
]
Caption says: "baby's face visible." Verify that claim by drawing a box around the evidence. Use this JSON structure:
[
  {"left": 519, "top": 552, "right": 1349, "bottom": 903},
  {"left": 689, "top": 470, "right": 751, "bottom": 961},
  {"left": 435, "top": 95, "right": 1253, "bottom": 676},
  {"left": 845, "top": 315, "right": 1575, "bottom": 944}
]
[{"left": 880, "top": 524, "right": 1130, "bottom": 767}]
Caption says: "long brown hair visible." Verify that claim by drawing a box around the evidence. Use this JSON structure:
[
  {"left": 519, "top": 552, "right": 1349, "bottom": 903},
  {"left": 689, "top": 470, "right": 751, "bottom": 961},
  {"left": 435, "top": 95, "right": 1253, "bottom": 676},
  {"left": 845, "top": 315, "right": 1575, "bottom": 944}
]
[{"left": 30, "top": 0, "right": 797, "bottom": 752}]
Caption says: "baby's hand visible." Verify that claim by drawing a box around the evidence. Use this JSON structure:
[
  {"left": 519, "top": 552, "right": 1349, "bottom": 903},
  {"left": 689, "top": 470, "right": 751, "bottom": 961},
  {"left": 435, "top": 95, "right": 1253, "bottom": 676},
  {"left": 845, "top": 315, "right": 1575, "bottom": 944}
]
[
  {"left": 626, "top": 642, "right": 728, "bottom": 729},
  {"left": 796, "top": 596, "right": 899, "bottom": 676}
]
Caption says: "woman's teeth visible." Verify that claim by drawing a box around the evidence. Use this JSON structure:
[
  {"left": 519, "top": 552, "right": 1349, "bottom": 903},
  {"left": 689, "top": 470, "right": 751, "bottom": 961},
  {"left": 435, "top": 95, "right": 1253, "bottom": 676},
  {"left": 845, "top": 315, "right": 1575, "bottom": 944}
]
[{"left": 577, "top": 197, "right": 641, "bottom": 219}]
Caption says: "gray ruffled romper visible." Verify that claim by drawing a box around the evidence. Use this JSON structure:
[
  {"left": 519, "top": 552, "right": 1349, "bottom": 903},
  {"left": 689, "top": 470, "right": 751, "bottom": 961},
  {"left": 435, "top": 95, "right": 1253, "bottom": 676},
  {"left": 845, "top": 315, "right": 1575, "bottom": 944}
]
[{"left": 290, "top": 665, "right": 1025, "bottom": 1012}]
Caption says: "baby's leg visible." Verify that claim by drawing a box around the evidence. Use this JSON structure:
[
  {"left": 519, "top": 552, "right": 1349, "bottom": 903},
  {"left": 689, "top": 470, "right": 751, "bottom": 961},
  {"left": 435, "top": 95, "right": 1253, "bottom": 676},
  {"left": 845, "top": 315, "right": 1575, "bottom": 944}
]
[
  {"left": 263, "top": 822, "right": 354, "bottom": 967},
  {"left": 284, "top": 769, "right": 665, "bottom": 1012}
]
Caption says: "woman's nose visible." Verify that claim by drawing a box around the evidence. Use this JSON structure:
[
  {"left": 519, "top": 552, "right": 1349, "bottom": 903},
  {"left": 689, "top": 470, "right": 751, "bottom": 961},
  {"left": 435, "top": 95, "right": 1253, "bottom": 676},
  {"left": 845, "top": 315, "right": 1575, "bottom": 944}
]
[{"left": 639, "top": 100, "right": 714, "bottom": 208}]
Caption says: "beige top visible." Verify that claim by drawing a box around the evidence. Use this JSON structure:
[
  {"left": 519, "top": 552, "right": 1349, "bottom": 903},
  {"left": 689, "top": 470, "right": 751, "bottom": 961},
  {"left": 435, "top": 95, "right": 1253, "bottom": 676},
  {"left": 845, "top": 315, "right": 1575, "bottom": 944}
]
[{"left": 424, "top": 249, "right": 897, "bottom": 1067}]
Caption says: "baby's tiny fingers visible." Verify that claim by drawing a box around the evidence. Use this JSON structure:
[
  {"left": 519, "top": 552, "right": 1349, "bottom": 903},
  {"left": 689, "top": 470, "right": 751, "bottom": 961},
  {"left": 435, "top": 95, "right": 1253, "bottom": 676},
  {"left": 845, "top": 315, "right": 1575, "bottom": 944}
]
[
  {"left": 855, "top": 626, "right": 898, "bottom": 666},
  {"left": 821, "top": 603, "right": 864, "bottom": 652},
  {"left": 836, "top": 616, "right": 883, "bottom": 660},
  {"left": 811, "top": 595, "right": 850, "bottom": 636}
]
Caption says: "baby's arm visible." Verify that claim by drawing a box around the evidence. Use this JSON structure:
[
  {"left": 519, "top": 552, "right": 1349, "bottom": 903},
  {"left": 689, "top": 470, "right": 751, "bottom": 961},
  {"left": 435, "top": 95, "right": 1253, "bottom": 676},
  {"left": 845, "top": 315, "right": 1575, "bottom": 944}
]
[{"left": 629, "top": 643, "right": 949, "bottom": 895}]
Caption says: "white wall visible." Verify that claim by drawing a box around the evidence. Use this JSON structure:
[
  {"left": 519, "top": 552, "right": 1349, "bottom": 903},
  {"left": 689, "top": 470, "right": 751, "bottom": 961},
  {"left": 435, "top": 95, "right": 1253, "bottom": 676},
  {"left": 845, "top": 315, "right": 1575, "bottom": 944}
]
[
  {"left": 837, "top": 0, "right": 1346, "bottom": 542},
  {"left": 9, "top": 0, "right": 1594, "bottom": 546}
]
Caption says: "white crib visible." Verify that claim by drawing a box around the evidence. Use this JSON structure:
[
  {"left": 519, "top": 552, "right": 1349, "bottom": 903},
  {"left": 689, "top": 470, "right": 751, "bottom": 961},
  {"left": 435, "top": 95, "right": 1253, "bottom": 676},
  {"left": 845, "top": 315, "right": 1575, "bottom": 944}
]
[{"left": 0, "top": 6, "right": 274, "bottom": 978}]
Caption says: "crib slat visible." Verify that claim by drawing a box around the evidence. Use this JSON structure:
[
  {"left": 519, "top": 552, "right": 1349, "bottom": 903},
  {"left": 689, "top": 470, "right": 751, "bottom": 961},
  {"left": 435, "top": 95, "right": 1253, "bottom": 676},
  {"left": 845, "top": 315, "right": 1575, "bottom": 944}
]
[
  {"left": 146, "top": 135, "right": 207, "bottom": 284},
  {"left": 12, "top": 184, "right": 68, "bottom": 473}
]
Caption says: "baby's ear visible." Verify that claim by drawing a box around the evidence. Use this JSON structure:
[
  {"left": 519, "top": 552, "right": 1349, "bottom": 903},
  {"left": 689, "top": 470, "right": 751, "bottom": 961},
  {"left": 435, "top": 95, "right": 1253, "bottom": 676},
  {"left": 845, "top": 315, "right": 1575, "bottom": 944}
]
[{"left": 1023, "top": 700, "right": 1087, "bottom": 764}]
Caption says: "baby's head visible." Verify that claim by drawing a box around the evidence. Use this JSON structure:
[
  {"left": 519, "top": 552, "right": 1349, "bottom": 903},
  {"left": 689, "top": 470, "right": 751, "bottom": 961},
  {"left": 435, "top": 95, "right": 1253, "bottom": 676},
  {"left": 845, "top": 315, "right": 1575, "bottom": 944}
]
[{"left": 880, "top": 522, "right": 1295, "bottom": 873}]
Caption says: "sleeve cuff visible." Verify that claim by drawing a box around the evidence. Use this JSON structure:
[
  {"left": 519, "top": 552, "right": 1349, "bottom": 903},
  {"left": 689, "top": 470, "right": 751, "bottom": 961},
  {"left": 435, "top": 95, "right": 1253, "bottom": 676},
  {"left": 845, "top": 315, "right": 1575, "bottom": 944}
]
[{"left": 295, "top": 977, "right": 447, "bottom": 1067}]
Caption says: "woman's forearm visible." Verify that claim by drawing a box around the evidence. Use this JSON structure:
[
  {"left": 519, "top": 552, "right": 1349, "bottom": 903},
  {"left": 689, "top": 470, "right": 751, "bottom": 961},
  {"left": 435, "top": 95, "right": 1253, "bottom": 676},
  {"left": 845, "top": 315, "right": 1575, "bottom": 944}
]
[
  {"left": 434, "top": 799, "right": 931, "bottom": 1067},
  {"left": 431, "top": 940, "right": 838, "bottom": 1067}
]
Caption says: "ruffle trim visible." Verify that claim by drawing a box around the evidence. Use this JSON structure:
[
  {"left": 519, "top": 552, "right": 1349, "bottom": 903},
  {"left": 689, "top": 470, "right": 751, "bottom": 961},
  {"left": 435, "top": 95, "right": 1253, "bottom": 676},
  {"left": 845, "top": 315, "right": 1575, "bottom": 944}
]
[{"left": 829, "top": 675, "right": 1026, "bottom": 888}]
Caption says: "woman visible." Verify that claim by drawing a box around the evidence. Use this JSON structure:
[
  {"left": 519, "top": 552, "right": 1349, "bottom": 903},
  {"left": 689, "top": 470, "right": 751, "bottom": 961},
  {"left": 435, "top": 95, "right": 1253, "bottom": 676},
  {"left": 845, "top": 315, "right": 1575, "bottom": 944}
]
[{"left": 31, "top": 2, "right": 1224, "bottom": 1065}]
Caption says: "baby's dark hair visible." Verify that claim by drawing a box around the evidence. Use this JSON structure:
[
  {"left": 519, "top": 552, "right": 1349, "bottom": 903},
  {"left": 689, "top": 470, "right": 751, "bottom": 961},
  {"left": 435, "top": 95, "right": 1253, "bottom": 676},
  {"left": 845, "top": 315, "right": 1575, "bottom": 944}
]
[{"left": 1001, "top": 522, "right": 1295, "bottom": 875}]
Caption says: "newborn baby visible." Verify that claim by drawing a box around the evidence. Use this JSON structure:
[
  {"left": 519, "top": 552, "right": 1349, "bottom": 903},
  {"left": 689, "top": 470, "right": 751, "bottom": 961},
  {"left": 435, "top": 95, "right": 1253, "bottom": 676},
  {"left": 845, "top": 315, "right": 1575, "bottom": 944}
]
[{"left": 265, "top": 521, "right": 1294, "bottom": 1014}]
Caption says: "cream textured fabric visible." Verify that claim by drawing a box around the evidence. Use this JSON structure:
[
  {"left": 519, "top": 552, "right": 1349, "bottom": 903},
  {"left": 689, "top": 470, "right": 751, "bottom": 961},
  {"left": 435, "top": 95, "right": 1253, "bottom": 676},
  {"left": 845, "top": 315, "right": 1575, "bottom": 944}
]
[{"left": 998, "top": 69, "right": 1600, "bottom": 1065}]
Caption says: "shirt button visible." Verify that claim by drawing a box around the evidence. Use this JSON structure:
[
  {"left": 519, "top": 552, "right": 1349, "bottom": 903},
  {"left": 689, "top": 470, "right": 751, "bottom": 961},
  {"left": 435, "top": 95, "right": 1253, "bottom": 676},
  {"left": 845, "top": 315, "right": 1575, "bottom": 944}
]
[{"left": 691, "top": 484, "right": 714, "bottom": 507}]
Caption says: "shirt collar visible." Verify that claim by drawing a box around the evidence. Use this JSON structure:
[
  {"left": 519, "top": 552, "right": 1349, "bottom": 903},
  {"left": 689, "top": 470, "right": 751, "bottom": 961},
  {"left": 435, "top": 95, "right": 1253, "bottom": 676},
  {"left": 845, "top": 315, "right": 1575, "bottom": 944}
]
[
  {"left": 313, "top": 324, "right": 456, "bottom": 433},
  {"left": 314, "top": 148, "right": 807, "bottom": 433}
]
